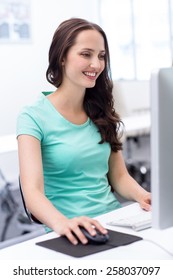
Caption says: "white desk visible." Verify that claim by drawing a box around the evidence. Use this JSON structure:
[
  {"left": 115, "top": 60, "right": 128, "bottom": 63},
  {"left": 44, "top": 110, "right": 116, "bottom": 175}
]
[
  {"left": 0, "top": 134, "right": 17, "bottom": 154},
  {"left": 0, "top": 203, "right": 172, "bottom": 260}
]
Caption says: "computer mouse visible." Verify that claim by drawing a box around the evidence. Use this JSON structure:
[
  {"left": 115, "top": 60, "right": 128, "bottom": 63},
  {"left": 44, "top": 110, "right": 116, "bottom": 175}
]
[{"left": 79, "top": 227, "right": 109, "bottom": 244}]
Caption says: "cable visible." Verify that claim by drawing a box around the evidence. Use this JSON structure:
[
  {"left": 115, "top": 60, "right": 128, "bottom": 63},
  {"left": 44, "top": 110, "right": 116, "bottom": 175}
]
[{"left": 144, "top": 238, "right": 173, "bottom": 257}]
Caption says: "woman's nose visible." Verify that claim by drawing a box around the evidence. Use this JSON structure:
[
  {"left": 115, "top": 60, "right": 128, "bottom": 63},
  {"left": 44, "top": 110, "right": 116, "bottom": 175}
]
[{"left": 90, "top": 58, "right": 102, "bottom": 69}]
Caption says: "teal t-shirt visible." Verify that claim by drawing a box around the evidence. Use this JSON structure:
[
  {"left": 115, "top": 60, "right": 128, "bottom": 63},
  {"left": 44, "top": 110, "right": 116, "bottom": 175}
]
[{"left": 16, "top": 92, "right": 121, "bottom": 222}]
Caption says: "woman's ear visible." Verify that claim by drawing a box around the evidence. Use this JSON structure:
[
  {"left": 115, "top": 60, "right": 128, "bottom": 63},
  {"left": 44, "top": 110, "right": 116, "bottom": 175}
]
[{"left": 61, "top": 59, "right": 65, "bottom": 66}]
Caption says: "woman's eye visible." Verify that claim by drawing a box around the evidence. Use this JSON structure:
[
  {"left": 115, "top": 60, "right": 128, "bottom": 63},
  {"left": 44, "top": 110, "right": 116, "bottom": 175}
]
[
  {"left": 99, "top": 54, "right": 105, "bottom": 60},
  {"left": 81, "top": 53, "right": 90, "bottom": 57}
]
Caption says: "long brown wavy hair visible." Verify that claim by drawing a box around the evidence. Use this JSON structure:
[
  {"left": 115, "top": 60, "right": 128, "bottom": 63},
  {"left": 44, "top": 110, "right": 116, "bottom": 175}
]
[{"left": 46, "top": 18, "right": 123, "bottom": 152}]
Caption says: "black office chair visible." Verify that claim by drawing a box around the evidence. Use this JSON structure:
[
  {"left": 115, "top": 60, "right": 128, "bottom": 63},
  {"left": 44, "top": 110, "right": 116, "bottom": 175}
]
[{"left": 19, "top": 177, "right": 42, "bottom": 224}]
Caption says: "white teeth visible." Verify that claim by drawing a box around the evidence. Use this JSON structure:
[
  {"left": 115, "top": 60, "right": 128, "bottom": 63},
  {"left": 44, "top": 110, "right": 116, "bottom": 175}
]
[{"left": 84, "top": 72, "right": 96, "bottom": 77}]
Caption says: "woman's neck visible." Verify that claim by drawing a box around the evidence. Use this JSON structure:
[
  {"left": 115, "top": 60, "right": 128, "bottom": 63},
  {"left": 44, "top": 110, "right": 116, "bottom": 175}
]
[
  {"left": 47, "top": 87, "right": 88, "bottom": 125},
  {"left": 53, "top": 83, "right": 86, "bottom": 113}
]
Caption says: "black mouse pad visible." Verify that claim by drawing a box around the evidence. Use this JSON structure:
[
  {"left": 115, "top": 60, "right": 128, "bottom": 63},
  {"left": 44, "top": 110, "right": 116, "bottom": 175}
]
[{"left": 36, "top": 230, "right": 142, "bottom": 258}]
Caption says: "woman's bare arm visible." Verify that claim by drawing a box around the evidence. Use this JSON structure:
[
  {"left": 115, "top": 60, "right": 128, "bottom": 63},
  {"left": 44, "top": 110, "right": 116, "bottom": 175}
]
[
  {"left": 17, "top": 135, "right": 107, "bottom": 244},
  {"left": 108, "top": 151, "right": 151, "bottom": 210}
]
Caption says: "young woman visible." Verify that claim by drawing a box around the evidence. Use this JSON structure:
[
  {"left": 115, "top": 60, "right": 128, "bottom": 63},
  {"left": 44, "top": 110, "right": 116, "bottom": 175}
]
[{"left": 17, "top": 18, "right": 151, "bottom": 245}]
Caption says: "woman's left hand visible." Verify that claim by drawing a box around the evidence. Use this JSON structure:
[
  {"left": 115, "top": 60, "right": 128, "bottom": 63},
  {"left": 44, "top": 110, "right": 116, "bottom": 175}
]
[{"left": 138, "top": 191, "right": 151, "bottom": 211}]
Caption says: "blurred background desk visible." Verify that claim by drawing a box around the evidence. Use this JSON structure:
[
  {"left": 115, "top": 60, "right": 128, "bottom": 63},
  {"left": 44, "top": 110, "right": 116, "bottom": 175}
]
[
  {"left": 121, "top": 112, "right": 151, "bottom": 192},
  {"left": 122, "top": 111, "right": 150, "bottom": 138},
  {"left": 0, "top": 134, "right": 17, "bottom": 154}
]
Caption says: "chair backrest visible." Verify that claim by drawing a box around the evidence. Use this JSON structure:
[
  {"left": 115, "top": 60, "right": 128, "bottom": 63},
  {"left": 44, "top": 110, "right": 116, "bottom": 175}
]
[{"left": 18, "top": 177, "right": 42, "bottom": 224}]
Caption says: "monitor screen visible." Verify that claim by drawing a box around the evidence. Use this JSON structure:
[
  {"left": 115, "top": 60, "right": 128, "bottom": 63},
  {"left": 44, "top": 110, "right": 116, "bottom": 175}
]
[{"left": 150, "top": 67, "right": 173, "bottom": 229}]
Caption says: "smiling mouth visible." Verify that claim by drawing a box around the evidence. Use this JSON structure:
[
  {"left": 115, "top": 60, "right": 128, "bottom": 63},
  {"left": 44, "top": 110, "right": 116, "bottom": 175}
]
[{"left": 83, "top": 71, "right": 97, "bottom": 78}]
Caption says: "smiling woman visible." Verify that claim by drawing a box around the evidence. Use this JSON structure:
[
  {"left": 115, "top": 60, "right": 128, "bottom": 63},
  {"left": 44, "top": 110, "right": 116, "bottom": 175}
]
[
  {"left": 16, "top": 18, "right": 151, "bottom": 246},
  {"left": 60, "top": 29, "right": 105, "bottom": 89}
]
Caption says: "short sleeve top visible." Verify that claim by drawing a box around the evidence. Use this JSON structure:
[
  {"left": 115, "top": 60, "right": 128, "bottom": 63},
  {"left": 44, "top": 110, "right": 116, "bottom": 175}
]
[{"left": 16, "top": 92, "right": 121, "bottom": 220}]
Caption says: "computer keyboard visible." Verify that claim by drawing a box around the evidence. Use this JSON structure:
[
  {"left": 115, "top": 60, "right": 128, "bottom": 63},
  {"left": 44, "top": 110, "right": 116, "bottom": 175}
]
[{"left": 107, "top": 211, "right": 152, "bottom": 231}]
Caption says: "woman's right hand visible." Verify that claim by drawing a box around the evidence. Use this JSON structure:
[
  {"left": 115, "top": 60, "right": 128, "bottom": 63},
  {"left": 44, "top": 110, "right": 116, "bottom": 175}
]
[{"left": 54, "top": 216, "right": 108, "bottom": 245}]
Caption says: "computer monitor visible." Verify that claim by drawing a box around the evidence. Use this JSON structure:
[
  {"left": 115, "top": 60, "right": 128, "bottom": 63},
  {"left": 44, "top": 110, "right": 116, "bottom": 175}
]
[{"left": 150, "top": 67, "right": 173, "bottom": 229}]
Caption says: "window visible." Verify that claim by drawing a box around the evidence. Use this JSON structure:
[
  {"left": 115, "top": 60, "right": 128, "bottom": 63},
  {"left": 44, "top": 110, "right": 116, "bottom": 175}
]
[{"left": 100, "top": 0, "right": 173, "bottom": 80}]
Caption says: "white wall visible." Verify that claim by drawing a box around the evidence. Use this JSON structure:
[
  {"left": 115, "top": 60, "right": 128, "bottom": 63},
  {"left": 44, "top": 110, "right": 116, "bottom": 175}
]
[
  {"left": 0, "top": 0, "right": 150, "bottom": 136},
  {"left": 0, "top": 0, "right": 100, "bottom": 135}
]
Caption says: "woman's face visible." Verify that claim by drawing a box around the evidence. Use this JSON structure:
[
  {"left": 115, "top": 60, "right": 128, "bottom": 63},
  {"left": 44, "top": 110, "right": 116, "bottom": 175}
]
[{"left": 61, "top": 29, "right": 106, "bottom": 90}]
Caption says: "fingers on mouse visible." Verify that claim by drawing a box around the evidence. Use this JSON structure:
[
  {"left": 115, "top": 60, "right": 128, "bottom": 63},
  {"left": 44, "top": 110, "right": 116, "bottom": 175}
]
[{"left": 79, "top": 226, "right": 109, "bottom": 244}]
